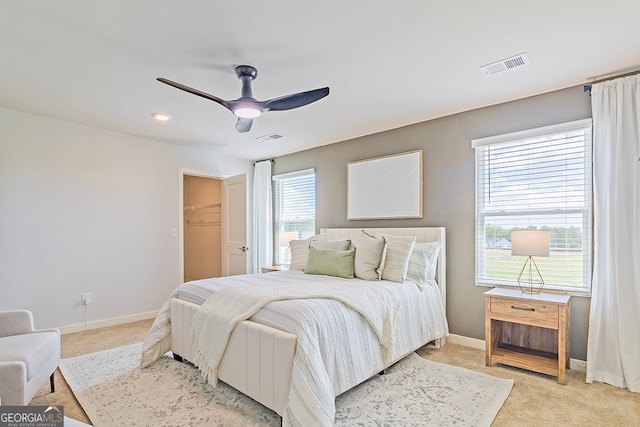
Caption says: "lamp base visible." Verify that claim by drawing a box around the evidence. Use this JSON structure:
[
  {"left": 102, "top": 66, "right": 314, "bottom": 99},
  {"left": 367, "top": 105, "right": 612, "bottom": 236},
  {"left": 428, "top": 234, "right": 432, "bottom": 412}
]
[
  {"left": 520, "top": 287, "right": 543, "bottom": 294},
  {"left": 517, "top": 256, "right": 544, "bottom": 294}
]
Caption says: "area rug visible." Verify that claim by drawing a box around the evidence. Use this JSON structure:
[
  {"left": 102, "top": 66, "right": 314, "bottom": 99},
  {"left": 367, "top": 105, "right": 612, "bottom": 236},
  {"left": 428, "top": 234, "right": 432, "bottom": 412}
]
[{"left": 60, "top": 343, "right": 513, "bottom": 427}]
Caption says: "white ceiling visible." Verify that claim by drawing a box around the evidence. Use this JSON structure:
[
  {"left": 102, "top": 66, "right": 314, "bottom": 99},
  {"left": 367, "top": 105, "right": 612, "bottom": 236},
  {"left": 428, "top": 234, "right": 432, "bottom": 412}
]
[{"left": 2, "top": 1, "right": 639, "bottom": 160}]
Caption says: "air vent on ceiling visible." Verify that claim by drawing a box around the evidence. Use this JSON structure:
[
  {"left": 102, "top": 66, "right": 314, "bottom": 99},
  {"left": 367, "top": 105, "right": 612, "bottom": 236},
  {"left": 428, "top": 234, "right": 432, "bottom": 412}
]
[
  {"left": 256, "top": 133, "right": 285, "bottom": 142},
  {"left": 480, "top": 53, "right": 530, "bottom": 76}
]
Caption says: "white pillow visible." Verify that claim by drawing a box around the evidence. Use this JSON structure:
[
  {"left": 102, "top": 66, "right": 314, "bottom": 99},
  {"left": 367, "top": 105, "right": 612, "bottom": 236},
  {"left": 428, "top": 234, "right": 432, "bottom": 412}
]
[
  {"left": 289, "top": 235, "right": 328, "bottom": 271},
  {"left": 354, "top": 231, "right": 386, "bottom": 281},
  {"left": 379, "top": 234, "right": 416, "bottom": 283},
  {"left": 406, "top": 241, "right": 440, "bottom": 289}
]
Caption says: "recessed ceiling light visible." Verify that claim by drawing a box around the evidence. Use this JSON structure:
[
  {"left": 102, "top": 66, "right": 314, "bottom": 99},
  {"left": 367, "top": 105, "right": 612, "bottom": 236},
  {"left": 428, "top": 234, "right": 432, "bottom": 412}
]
[{"left": 151, "top": 112, "right": 171, "bottom": 122}]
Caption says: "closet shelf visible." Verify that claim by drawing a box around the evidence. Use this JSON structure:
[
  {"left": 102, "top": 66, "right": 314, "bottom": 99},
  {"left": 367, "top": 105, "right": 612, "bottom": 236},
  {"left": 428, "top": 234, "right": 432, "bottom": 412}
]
[
  {"left": 184, "top": 220, "right": 221, "bottom": 227},
  {"left": 184, "top": 203, "right": 221, "bottom": 211}
]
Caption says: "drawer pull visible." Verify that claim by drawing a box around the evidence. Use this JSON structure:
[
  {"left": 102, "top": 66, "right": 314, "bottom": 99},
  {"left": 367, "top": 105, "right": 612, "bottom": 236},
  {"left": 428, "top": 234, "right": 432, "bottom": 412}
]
[{"left": 511, "top": 305, "right": 535, "bottom": 312}]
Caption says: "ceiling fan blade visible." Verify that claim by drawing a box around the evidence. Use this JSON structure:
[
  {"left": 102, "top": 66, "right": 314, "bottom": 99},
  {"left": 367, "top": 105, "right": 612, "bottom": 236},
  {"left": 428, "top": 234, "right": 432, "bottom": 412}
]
[
  {"left": 235, "top": 117, "right": 253, "bottom": 133},
  {"left": 157, "top": 78, "right": 231, "bottom": 110},
  {"left": 262, "top": 87, "right": 330, "bottom": 111}
]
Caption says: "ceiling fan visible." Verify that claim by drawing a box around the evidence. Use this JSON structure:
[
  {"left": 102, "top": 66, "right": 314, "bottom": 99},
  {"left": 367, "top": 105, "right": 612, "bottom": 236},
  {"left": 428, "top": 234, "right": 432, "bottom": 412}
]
[{"left": 157, "top": 65, "right": 330, "bottom": 133}]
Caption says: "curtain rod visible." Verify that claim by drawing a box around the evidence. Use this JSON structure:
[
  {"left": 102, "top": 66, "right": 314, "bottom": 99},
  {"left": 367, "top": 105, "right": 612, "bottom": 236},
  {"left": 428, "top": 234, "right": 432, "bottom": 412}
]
[
  {"left": 583, "top": 69, "right": 640, "bottom": 92},
  {"left": 252, "top": 158, "right": 275, "bottom": 166}
]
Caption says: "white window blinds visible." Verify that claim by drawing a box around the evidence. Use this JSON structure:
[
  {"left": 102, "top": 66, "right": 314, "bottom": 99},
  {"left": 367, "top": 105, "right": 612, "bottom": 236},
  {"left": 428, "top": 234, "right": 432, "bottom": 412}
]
[
  {"left": 472, "top": 119, "right": 593, "bottom": 295},
  {"left": 273, "top": 169, "right": 316, "bottom": 265}
]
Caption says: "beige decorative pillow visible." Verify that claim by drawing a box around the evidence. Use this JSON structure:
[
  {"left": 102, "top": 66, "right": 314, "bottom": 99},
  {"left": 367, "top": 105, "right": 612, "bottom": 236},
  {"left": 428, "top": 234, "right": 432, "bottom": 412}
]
[
  {"left": 379, "top": 234, "right": 417, "bottom": 283},
  {"left": 354, "top": 231, "right": 386, "bottom": 281},
  {"left": 310, "top": 239, "right": 352, "bottom": 251},
  {"left": 289, "top": 235, "right": 328, "bottom": 271}
]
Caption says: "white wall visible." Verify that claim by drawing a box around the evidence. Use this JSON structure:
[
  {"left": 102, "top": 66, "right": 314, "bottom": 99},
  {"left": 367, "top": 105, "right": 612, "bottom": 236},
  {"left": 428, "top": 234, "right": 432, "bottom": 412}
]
[{"left": 0, "top": 108, "right": 251, "bottom": 331}]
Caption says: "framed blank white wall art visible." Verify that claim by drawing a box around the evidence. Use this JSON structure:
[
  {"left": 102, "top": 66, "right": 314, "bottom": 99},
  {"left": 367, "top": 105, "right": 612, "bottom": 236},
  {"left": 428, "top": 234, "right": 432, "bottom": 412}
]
[{"left": 347, "top": 150, "right": 423, "bottom": 220}]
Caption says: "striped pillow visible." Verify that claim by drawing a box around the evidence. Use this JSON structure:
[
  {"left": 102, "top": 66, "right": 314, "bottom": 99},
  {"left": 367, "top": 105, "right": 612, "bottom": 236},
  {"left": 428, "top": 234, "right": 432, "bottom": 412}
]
[
  {"left": 289, "top": 235, "right": 328, "bottom": 271},
  {"left": 406, "top": 241, "right": 440, "bottom": 289}
]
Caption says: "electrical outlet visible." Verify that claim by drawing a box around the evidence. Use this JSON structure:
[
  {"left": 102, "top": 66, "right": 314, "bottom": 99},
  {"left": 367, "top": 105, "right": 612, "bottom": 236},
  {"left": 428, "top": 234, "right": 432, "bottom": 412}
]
[{"left": 82, "top": 292, "right": 92, "bottom": 305}]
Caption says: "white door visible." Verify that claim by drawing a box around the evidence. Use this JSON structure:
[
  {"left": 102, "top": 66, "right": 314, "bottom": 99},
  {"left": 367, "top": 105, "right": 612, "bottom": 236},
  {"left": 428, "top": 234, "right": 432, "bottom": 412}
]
[{"left": 222, "top": 174, "right": 247, "bottom": 276}]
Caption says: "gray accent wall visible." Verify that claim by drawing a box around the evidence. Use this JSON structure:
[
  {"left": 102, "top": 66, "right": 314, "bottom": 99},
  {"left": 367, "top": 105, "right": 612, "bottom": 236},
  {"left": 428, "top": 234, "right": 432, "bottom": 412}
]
[{"left": 272, "top": 85, "right": 592, "bottom": 360}]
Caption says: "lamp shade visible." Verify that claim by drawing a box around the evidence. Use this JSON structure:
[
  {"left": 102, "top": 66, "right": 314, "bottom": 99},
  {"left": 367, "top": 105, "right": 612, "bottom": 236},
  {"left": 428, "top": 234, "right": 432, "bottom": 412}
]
[
  {"left": 279, "top": 231, "right": 298, "bottom": 248},
  {"left": 511, "top": 230, "right": 550, "bottom": 257}
]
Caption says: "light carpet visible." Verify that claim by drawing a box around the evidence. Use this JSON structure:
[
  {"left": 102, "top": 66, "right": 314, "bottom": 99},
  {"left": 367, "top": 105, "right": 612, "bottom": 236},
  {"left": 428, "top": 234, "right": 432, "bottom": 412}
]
[{"left": 59, "top": 343, "right": 513, "bottom": 426}]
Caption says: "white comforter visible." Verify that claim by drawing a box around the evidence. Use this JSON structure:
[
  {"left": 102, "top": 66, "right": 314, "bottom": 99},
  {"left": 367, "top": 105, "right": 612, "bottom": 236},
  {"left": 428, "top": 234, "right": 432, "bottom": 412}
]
[
  {"left": 141, "top": 270, "right": 448, "bottom": 426},
  {"left": 191, "top": 280, "right": 398, "bottom": 384}
]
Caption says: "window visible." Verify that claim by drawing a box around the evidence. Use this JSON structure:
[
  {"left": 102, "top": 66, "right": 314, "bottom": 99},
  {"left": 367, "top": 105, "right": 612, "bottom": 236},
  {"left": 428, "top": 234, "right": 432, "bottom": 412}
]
[
  {"left": 272, "top": 168, "right": 316, "bottom": 265},
  {"left": 472, "top": 119, "right": 593, "bottom": 295}
]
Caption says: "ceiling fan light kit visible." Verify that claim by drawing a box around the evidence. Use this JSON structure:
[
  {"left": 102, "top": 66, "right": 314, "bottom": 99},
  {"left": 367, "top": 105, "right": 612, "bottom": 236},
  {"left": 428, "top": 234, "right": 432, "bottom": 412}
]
[
  {"left": 157, "top": 65, "right": 329, "bottom": 133},
  {"left": 233, "top": 105, "right": 262, "bottom": 119}
]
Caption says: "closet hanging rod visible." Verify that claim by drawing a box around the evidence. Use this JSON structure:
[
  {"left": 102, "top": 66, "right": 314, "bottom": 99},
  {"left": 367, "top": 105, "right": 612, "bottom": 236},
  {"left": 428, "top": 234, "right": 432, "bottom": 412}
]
[{"left": 184, "top": 203, "right": 221, "bottom": 210}]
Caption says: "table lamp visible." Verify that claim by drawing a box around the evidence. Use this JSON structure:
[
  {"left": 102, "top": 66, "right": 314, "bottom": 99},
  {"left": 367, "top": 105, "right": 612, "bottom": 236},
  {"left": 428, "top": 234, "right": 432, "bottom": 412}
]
[
  {"left": 511, "top": 230, "right": 550, "bottom": 294},
  {"left": 279, "top": 231, "right": 298, "bottom": 264}
]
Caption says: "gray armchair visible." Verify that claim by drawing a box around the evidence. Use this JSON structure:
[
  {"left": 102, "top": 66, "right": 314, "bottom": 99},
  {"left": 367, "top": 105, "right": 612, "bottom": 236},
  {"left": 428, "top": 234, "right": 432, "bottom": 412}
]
[{"left": 0, "top": 310, "right": 60, "bottom": 405}]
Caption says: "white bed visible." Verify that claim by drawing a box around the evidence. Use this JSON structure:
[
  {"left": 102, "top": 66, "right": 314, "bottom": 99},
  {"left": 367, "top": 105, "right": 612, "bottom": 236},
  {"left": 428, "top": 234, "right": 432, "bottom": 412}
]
[{"left": 141, "top": 227, "right": 448, "bottom": 426}]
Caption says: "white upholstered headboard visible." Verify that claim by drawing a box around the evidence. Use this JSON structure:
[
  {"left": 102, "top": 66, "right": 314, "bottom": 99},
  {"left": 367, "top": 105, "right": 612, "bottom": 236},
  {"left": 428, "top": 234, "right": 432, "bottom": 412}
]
[{"left": 319, "top": 227, "right": 446, "bottom": 310}]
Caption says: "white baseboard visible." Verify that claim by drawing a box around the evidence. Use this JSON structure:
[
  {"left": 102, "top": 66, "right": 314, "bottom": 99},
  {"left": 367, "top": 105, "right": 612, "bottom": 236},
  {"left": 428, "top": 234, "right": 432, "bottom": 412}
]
[
  {"left": 447, "top": 333, "right": 485, "bottom": 350},
  {"left": 446, "top": 333, "right": 587, "bottom": 372},
  {"left": 569, "top": 358, "right": 587, "bottom": 371},
  {"left": 59, "top": 310, "right": 158, "bottom": 335}
]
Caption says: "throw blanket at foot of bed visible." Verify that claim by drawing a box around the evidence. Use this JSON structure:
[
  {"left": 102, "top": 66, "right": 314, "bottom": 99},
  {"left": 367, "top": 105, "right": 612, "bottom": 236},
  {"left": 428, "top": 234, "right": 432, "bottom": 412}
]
[{"left": 191, "top": 280, "right": 401, "bottom": 427}]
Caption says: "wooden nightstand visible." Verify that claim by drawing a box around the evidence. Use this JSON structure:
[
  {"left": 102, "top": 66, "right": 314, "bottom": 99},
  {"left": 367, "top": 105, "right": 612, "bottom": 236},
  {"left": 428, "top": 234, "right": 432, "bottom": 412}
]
[
  {"left": 485, "top": 287, "right": 571, "bottom": 384},
  {"left": 260, "top": 265, "right": 289, "bottom": 273}
]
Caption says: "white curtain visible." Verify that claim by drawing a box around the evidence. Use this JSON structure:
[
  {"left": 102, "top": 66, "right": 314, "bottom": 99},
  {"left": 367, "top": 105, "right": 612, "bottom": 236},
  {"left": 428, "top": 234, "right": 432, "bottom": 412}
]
[
  {"left": 586, "top": 75, "right": 640, "bottom": 392},
  {"left": 251, "top": 160, "right": 273, "bottom": 273}
]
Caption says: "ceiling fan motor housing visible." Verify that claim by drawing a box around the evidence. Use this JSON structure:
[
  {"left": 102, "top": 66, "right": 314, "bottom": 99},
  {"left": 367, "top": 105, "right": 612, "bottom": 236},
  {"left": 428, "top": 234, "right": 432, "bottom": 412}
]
[{"left": 235, "top": 65, "right": 258, "bottom": 80}]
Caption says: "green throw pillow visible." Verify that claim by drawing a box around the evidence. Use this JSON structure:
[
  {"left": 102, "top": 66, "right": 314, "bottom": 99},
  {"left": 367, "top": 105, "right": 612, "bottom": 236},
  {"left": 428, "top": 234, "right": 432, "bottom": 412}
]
[{"left": 305, "top": 247, "right": 355, "bottom": 278}]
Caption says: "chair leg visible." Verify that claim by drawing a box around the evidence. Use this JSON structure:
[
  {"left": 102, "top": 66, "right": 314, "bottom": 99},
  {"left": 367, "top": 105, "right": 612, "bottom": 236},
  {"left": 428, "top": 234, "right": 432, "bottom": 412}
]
[{"left": 50, "top": 372, "right": 55, "bottom": 393}]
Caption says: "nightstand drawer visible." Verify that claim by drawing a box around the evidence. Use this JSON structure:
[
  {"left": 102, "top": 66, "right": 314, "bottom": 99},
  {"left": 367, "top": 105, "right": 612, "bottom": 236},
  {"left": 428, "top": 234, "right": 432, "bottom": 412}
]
[{"left": 490, "top": 297, "right": 559, "bottom": 327}]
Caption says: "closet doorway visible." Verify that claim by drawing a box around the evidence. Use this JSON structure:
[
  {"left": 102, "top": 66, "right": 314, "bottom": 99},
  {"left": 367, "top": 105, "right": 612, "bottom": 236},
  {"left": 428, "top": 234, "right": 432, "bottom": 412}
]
[{"left": 183, "top": 174, "right": 222, "bottom": 281}]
